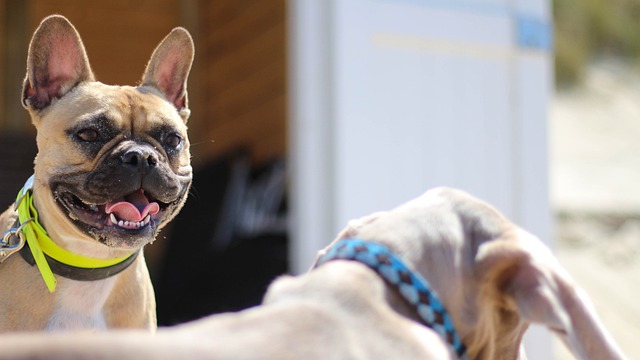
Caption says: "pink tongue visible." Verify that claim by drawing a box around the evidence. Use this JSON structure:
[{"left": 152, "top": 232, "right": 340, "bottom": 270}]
[{"left": 105, "top": 190, "right": 160, "bottom": 222}]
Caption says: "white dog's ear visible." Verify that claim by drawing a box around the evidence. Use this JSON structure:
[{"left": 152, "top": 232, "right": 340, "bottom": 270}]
[
  {"left": 476, "top": 230, "right": 627, "bottom": 360},
  {"left": 141, "top": 27, "right": 194, "bottom": 122},
  {"left": 22, "top": 15, "right": 94, "bottom": 112},
  {"left": 476, "top": 233, "right": 569, "bottom": 331}
]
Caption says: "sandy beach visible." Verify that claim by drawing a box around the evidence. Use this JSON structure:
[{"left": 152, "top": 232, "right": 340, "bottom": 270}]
[{"left": 551, "top": 59, "right": 640, "bottom": 358}]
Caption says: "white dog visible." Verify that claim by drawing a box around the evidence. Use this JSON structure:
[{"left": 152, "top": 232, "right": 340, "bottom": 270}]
[{"left": 0, "top": 188, "right": 627, "bottom": 359}]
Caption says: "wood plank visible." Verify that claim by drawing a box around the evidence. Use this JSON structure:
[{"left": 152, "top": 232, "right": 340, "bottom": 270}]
[
  {"left": 205, "top": 20, "right": 285, "bottom": 93},
  {"left": 2, "top": 0, "right": 30, "bottom": 132},
  {"left": 197, "top": 0, "right": 287, "bottom": 165},
  {"left": 205, "top": 0, "right": 283, "bottom": 54},
  {"left": 32, "top": 0, "right": 178, "bottom": 19},
  {"left": 0, "top": 0, "right": 6, "bottom": 130},
  {"left": 206, "top": 94, "right": 285, "bottom": 149},
  {"left": 204, "top": 0, "right": 260, "bottom": 28},
  {"left": 208, "top": 54, "right": 285, "bottom": 120},
  {"left": 251, "top": 123, "right": 287, "bottom": 163},
  {"left": 192, "top": 94, "right": 285, "bottom": 166},
  {"left": 29, "top": 0, "right": 180, "bottom": 85}
]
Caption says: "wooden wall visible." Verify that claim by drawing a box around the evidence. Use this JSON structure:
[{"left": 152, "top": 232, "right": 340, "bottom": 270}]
[
  {"left": 0, "top": 0, "right": 287, "bottom": 168},
  {"left": 1, "top": 1, "right": 25, "bottom": 132},
  {"left": 30, "top": 0, "right": 182, "bottom": 87},
  {"left": 192, "top": 0, "right": 287, "bottom": 166},
  {"left": 0, "top": 2, "right": 4, "bottom": 130}
]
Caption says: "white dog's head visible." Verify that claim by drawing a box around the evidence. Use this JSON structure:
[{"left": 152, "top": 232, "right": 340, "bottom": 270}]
[{"left": 318, "top": 187, "right": 626, "bottom": 360}]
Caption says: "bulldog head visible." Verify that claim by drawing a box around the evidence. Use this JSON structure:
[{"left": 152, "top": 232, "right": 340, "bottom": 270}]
[{"left": 22, "top": 15, "right": 194, "bottom": 251}]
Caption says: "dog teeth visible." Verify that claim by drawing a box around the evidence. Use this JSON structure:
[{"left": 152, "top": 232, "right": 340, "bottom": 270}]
[
  {"left": 89, "top": 204, "right": 98, "bottom": 212},
  {"left": 110, "top": 214, "right": 151, "bottom": 230}
]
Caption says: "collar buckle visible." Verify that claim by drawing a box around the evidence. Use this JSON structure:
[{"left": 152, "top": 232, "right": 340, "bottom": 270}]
[{"left": 0, "top": 219, "right": 33, "bottom": 263}]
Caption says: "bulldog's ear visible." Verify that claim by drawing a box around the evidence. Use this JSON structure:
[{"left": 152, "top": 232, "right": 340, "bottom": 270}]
[
  {"left": 22, "top": 15, "right": 94, "bottom": 111},
  {"left": 141, "top": 27, "right": 194, "bottom": 122},
  {"left": 476, "top": 230, "right": 626, "bottom": 360}
]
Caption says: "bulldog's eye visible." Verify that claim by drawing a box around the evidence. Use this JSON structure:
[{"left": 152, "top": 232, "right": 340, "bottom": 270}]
[
  {"left": 77, "top": 129, "right": 99, "bottom": 142},
  {"left": 165, "top": 134, "right": 182, "bottom": 148}
]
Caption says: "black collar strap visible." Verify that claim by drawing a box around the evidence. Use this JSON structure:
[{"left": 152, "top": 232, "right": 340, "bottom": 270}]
[
  {"left": 315, "top": 238, "right": 468, "bottom": 360},
  {"left": 19, "top": 238, "right": 139, "bottom": 281}
]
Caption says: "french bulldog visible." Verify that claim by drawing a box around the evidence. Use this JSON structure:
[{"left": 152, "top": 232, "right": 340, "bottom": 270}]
[{"left": 0, "top": 15, "right": 194, "bottom": 332}]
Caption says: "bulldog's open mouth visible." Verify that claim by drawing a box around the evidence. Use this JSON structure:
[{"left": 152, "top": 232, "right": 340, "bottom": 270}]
[
  {"left": 105, "top": 190, "right": 160, "bottom": 230},
  {"left": 55, "top": 188, "right": 170, "bottom": 235}
]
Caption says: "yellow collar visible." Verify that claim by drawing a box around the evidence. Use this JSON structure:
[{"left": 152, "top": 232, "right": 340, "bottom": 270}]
[{"left": 15, "top": 175, "right": 136, "bottom": 293}]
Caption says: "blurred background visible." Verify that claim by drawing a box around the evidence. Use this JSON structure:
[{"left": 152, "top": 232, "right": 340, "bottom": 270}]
[
  {"left": 553, "top": 0, "right": 640, "bottom": 358},
  {"left": 0, "top": 0, "right": 636, "bottom": 358}
]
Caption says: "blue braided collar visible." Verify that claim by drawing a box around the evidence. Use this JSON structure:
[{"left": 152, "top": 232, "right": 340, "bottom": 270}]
[{"left": 315, "top": 238, "right": 468, "bottom": 360}]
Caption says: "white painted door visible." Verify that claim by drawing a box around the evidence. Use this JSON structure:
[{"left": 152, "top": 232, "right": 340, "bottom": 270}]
[{"left": 289, "top": 0, "right": 552, "bottom": 356}]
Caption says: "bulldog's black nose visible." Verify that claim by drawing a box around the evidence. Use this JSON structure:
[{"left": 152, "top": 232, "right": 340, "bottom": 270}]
[{"left": 121, "top": 148, "right": 158, "bottom": 169}]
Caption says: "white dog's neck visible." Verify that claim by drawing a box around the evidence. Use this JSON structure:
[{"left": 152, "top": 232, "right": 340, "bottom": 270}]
[{"left": 311, "top": 256, "right": 528, "bottom": 360}]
